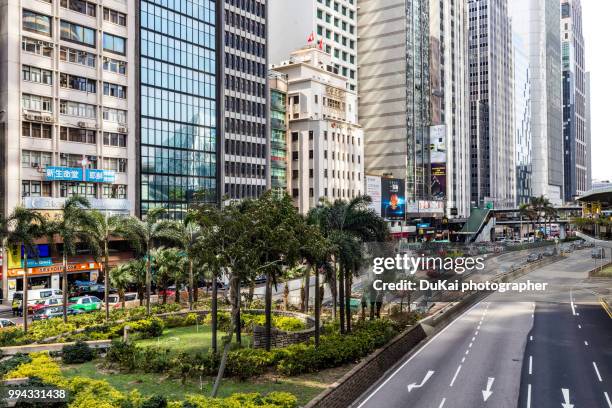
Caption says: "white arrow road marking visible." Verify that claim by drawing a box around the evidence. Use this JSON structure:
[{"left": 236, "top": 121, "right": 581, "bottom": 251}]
[
  {"left": 449, "top": 365, "right": 462, "bottom": 387},
  {"left": 604, "top": 391, "right": 612, "bottom": 408},
  {"left": 562, "top": 388, "right": 574, "bottom": 408},
  {"left": 482, "top": 377, "right": 495, "bottom": 401},
  {"left": 407, "top": 370, "right": 434, "bottom": 393},
  {"left": 593, "top": 362, "right": 603, "bottom": 382}
]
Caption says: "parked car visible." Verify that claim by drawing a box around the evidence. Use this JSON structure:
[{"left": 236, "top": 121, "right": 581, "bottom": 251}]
[
  {"left": 106, "top": 292, "right": 139, "bottom": 309},
  {"left": 0, "top": 318, "right": 16, "bottom": 328},
  {"left": 527, "top": 253, "right": 542, "bottom": 262},
  {"left": 591, "top": 248, "right": 606, "bottom": 259},
  {"left": 32, "top": 306, "right": 81, "bottom": 321},
  {"left": 68, "top": 296, "right": 102, "bottom": 312},
  {"left": 12, "top": 289, "right": 63, "bottom": 307},
  {"left": 543, "top": 248, "right": 556, "bottom": 257},
  {"left": 31, "top": 296, "right": 64, "bottom": 313}
]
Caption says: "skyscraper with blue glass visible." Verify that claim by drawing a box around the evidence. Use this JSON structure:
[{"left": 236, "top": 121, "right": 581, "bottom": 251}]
[{"left": 137, "top": 0, "right": 220, "bottom": 217}]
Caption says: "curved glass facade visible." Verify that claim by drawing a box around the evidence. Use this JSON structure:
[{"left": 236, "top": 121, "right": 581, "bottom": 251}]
[{"left": 139, "top": 0, "right": 218, "bottom": 217}]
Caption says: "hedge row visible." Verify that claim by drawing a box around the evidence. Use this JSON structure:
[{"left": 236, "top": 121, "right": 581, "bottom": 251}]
[
  {"left": 105, "top": 319, "right": 400, "bottom": 380},
  {"left": 3, "top": 352, "right": 297, "bottom": 408}
]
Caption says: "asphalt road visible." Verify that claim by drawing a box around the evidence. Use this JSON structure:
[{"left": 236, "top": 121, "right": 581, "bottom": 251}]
[{"left": 354, "top": 250, "right": 612, "bottom": 408}]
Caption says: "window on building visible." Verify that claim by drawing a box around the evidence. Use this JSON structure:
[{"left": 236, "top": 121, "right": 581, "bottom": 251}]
[
  {"left": 60, "top": 0, "right": 96, "bottom": 17},
  {"left": 103, "top": 82, "right": 127, "bottom": 99},
  {"left": 102, "top": 157, "right": 127, "bottom": 173},
  {"left": 60, "top": 182, "right": 97, "bottom": 198},
  {"left": 102, "top": 107, "right": 127, "bottom": 123},
  {"left": 22, "top": 122, "right": 52, "bottom": 139},
  {"left": 22, "top": 37, "right": 53, "bottom": 57},
  {"left": 21, "top": 150, "right": 52, "bottom": 168},
  {"left": 22, "top": 94, "right": 52, "bottom": 113},
  {"left": 60, "top": 100, "right": 96, "bottom": 118},
  {"left": 103, "top": 132, "right": 127, "bottom": 147},
  {"left": 60, "top": 20, "right": 96, "bottom": 47},
  {"left": 59, "top": 153, "right": 84, "bottom": 168},
  {"left": 60, "top": 127, "right": 96, "bottom": 144},
  {"left": 103, "top": 57, "right": 126, "bottom": 75},
  {"left": 22, "top": 181, "right": 52, "bottom": 197},
  {"left": 60, "top": 73, "right": 96, "bottom": 93},
  {"left": 102, "top": 184, "right": 127, "bottom": 199},
  {"left": 60, "top": 46, "right": 96, "bottom": 67},
  {"left": 103, "top": 33, "right": 126, "bottom": 55},
  {"left": 23, "top": 10, "right": 52, "bottom": 36},
  {"left": 22, "top": 66, "right": 53, "bottom": 85},
  {"left": 103, "top": 7, "right": 126, "bottom": 26}
]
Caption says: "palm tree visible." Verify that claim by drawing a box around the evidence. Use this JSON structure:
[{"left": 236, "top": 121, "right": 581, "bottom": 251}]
[
  {"left": 48, "top": 196, "right": 95, "bottom": 323},
  {"left": 309, "top": 196, "right": 388, "bottom": 333},
  {"left": 85, "top": 210, "right": 131, "bottom": 321},
  {"left": 1, "top": 207, "right": 48, "bottom": 333},
  {"left": 110, "top": 263, "right": 134, "bottom": 309},
  {"left": 155, "top": 247, "right": 186, "bottom": 304},
  {"left": 166, "top": 212, "right": 201, "bottom": 309},
  {"left": 120, "top": 208, "right": 182, "bottom": 314}
]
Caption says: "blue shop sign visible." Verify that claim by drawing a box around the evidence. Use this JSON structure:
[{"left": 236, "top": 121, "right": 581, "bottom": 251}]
[
  {"left": 86, "top": 169, "right": 115, "bottom": 183},
  {"left": 45, "top": 167, "right": 83, "bottom": 181},
  {"left": 22, "top": 257, "right": 53, "bottom": 268}
]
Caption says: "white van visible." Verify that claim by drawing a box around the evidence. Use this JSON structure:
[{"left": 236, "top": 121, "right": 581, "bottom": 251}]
[{"left": 12, "top": 289, "right": 63, "bottom": 306}]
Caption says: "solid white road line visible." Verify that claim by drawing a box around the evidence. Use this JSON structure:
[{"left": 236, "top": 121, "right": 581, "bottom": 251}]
[
  {"left": 438, "top": 398, "right": 446, "bottom": 408},
  {"left": 526, "top": 384, "right": 532, "bottom": 408},
  {"left": 449, "top": 365, "right": 462, "bottom": 387},
  {"left": 528, "top": 356, "right": 533, "bottom": 375},
  {"left": 355, "top": 301, "right": 486, "bottom": 407},
  {"left": 593, "top": 362, "right": 603, "bottom": 382},
  {"left": 604, "top": 391, "right": 612, "bottom": 408}
]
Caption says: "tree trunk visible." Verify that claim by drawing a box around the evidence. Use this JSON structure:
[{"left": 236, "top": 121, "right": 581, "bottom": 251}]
[
  {"left": 303, "top": 266, "right": 311, "bottom": 313},
  {"left": 314, "top": 267, "right": 320, "bottom": 348},
  {"left": 211, "top": 272, "right": 218, "bottom": 353},
  {"left": 194, "top": 275, "right": 200, "bottom": 303},
  {"left": 345, "top": 270, "right": 352, "bottom": 333},
  {"left": 162, "top": 282, "right": 168, "bottom": 304},
  {"left": 211, "top": 274, "right": 239, "bottom": 398},
  {"left": 23, "top": 253, "right": 29, "bottom": 334},
  {"left": 338, "top": 264, "right": 345, "bottom": 334},
  {"left": 174, "top": 281, "right": 181, "bottom": 304},
  {"left": 120, "top": 289, "right": 126, "bottom": 309},
  {"left": 145, "top": 245, "right": 152, "bottom": 315},
  {"left": 62, "top": 251, "right": 68, "bottom": 323},
  {"left": 188, "top": 259, "right": 194, "bottom": 310},
  {"left": 264, "top": 271, "right": 273, "bottom": 351},
  {"left": 234, "top": 279, "right": 241, "bottom": 345},
  {"left": 104, "top": 243, "right": 110, "bottom": 321},
  {"left": 247, "top": 281, "right": 255, "bottom": 308}
]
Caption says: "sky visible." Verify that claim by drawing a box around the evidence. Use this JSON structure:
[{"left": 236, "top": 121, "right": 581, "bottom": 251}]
[{"left": 582, "top": 0, "right": 612, "bottom": 181}]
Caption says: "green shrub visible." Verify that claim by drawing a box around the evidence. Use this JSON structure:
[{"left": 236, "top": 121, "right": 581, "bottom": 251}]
[
  {"left": 273, "top": 316, "right": 306, "bottom": 332},
  {"left": 142, "top": 394, "right": 168, "bottom": 408},
  {"left": 179, "top": 392, "right": 297, "bottom": 408},
  {"left": 137, "top": 346, "right": 173, "bottom": 373},
  {"left": 106, "top": 340, "right": 138, "bottom": 371},
  {"left": 62, "top": 341, "right": 95, "bottom": 364},
  {"left": 226, "top": 348, "right": 275, "bottom": 380},
  {"left": 0, "top": 353, "right": 32, "bottom": 376},
  {"left": 0, "top": 327, "right": 28, "bottom": 347}
]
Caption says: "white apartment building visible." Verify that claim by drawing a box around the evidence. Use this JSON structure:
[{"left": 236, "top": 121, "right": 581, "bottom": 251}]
[
  {"left": 271, "top": 46, "right": 363, "bottom": 214},
  {"left": 0, "top": 0, "right": 136, "bottom": 218},
  {"left": 268, "top": 0, "right": 358, "bottom": 92}
]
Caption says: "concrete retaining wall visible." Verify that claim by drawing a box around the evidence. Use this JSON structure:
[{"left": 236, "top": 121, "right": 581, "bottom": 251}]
[{"left": 1, "top": 340, "right": 111, "bottom": 356}]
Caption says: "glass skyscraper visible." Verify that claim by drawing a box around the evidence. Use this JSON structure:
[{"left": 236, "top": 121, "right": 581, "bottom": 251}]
[{"left": 138, "top": 0, "right": 220, "bottom": 217}]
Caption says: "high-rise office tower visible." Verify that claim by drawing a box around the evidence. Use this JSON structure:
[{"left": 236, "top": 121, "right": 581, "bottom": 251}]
[
  {"left": 358, "top": 0, "right": 431, "bottom": 203},
  {"left": 429, "top": 0, "right": 471, "bottom": 218},
  {"left": 1, "top": 0, "right": 135, "bottom": 299},
  {"left": 268, "top": 70, "right": 288, "bottom": 196},
  {"left": 137, "top": 0, "right": 219, "bottom": 217},
  {"left": 509, "top": 0, "right": 563, "bottom": 204},
  {"left": 585, "top": 71, "right": 591, "bottom": 191},
  {"left": 1, "top": 0, "right": 136, "bottom": 217},
  {"left": 561, "top": 0, "right": 588, "bottom": 201},
  {"left": 221, "top": 0, "right": 269, "bottom": 200},
  {"left": 268, "top": 0, "right": 358, "bottom": 92},
  {"left": 271, "top": 46, "right": 363, "bottom": 214},
  {"left": 468, "top": 0, "right": 515, "bottom": 209},
  {"left": 513, "top": 31, "right": 532, "bottom": 205}
]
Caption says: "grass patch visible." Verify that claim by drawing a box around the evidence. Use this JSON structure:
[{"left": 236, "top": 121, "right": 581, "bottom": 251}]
[
  {"left": 62, "top": 359, "right": 349, "bottom": 406},
  {"left": 593, "top": 265, "right": 612, "bottom": 277},
  {"left": 135, "top": 325, "right": 251, "bottom": 353}
]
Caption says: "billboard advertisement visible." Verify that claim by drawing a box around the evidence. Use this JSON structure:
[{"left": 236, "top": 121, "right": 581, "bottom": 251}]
[
  {"left": 365, "top": 175, "right": 382, "bottom": 216},
  {"left": 381, "top": 178, "right": 406, "bottom": 220},
  {"left": 429, "top": 125, "right": 447, "bottom": 199}
]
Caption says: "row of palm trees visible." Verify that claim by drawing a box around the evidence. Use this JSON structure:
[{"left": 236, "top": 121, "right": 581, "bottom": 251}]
[
  {"left": 518, "top": 195, "right": 558, "bottom": 238},
  {"left": 1, "top": 193, "right": 389, "bottom": 344}
]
